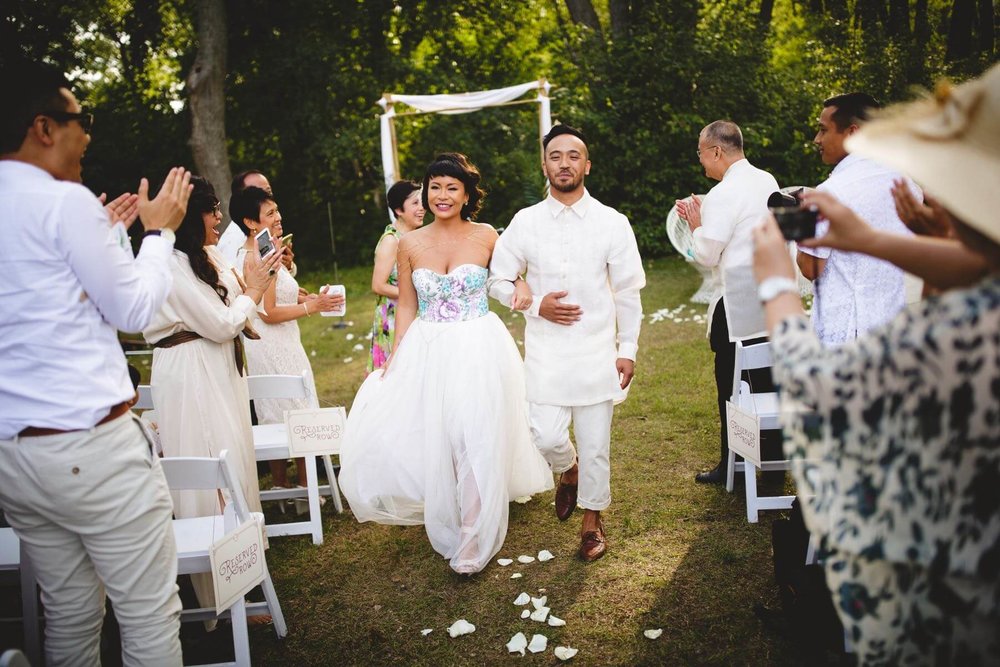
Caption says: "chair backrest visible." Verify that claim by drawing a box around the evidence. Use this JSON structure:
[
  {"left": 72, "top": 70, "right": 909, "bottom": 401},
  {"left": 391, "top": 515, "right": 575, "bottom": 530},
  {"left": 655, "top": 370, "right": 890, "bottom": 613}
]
[
  {"left": 246, "top": 373, "right": 308, "bottom": 400},
  {"left": 731, "top": 339, "right": 773, "bottom": 399},
  {"left": 135, "top": 384, "right": 154, "bottom": 410},
  {"left": 159, "top": 450, "right": 253, "bottom": 524}
]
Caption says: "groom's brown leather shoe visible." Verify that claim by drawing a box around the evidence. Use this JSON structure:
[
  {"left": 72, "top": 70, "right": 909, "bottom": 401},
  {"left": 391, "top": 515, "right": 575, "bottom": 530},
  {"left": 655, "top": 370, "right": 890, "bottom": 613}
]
[
  {"left": 554, "top": 473, "right": 577, "bottom": 521},
  {"left": 578, "top": 521, "right": 607, "bottom": 562}
]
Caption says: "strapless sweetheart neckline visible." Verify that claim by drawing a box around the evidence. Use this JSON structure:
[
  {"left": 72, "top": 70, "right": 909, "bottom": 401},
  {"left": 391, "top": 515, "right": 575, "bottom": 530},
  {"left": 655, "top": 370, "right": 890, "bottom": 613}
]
[{"left": 411, "top": 263, "right": 486, "bottom": 278}]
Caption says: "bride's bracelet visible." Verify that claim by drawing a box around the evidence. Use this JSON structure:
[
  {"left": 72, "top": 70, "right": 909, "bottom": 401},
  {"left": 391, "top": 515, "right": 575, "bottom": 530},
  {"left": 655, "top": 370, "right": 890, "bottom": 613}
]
[{"left": 302, "top": 303, "right": 310, "bottom": 317}]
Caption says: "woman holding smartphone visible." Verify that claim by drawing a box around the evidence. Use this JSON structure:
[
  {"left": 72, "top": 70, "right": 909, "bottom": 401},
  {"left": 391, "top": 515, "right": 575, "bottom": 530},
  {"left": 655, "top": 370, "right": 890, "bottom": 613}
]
[
  {"left": 230, "top": 186, "right": 344, "bottom": 489},
  {"left": 368, "top": 180, "right": 424, "bottom": 373}
]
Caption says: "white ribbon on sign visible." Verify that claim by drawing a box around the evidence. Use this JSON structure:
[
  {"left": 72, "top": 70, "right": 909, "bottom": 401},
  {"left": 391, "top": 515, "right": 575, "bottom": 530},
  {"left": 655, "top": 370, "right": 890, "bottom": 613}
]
[
  {"left": 285, "top": 406, "right": 347, "bottom": 456},
  {"left": 726, "top": 400, "right": 762, "bottom": 468},
  {"left": 209, "top": 517, "right": 266, "bottom": 615}
]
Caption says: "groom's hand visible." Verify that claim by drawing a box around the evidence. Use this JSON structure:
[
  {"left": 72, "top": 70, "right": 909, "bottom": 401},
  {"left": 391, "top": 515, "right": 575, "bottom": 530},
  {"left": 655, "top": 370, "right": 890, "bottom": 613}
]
[
  {"left": 538, "top": 291, "right": 582, "bottom": 325},
  {"left": 616, "top": 358, "right": 635, "bottom": 389}
]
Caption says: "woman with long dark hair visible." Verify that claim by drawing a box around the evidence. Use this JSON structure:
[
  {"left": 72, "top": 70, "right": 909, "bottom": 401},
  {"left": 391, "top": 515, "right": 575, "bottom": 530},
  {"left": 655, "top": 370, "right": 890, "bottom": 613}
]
[{"left": 143, "top": 175, "right": 282, "bottom": 613}]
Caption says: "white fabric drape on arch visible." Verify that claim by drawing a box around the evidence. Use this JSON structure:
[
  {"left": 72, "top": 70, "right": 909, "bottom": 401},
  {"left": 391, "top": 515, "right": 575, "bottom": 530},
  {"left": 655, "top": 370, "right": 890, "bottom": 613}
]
[{"left": 378, "top": 80, "right": 553, "bottom": 194}]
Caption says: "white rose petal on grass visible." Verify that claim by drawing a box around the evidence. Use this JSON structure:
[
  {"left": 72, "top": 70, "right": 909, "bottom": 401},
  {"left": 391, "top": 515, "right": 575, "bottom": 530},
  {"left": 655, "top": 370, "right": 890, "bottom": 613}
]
[
  {"left": 517, "top": 555, "right": 535, "bottom": 564},
  {"left": 447, "top": 619, "right": 475, "bottom": 638},
  {"left": 537, "top": 550, "right": 554, "bottom": 562},
  {"left": 420, "top": 629, "right": 433, "bottom": 636},
  {"left": 513, "top": 592, "right": 531, "bottom": 606},
  {"left": 547, "top": 615, "right": 566, "bottom": 627},
  {"left": 554, "top": 646, "right": 579, "bottom": 661},
  {"left": 530, "top": 595, "right": 547, "bottom": 609},
  {"left": 513, "top": 495, "right": 532, "bottom": 504},
  {"left": 352, "top": 343, "right": 364, "bottom": 351},
  {"left": 510, "top": 573, "right": 523, "bottom": 579},
  {"left": 520, "top": 609, "right": 531, "bottom": 619},
  {"left": 643, "top": 628, "right": 663, "bottom": 640},
  {"left": 529, "top": 607, "right": 550, "bottom": 623},
  {"left": 346, "top": 321, "right": 355, "bottom": 326},
  {"left": 527, "top": 634, "right": 548, "bottom": 654},
  {"left": 506, "top": 632, "right": 528, "bottom": 656},
  {"left": 310, "top": 350, "right": 317, "bottom": 357},
  {"left": 497, "top": 558, "right": 513, "bottom": 567},
  {"left": 343, "top": 357, "right": 353, "bottom": 363},
  {"left": 345, "top": 333, "right": 355, "bottom": 340}
]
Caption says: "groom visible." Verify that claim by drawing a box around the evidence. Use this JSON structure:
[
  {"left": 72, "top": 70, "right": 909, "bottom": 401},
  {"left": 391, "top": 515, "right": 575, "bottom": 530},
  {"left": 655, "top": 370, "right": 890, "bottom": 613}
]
[{"left": 489, "top": 124, "right": 645, "bottom": 561}]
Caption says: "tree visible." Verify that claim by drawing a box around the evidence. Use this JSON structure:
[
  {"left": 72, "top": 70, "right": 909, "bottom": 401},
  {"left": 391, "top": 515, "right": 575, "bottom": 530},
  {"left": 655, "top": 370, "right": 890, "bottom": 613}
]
[{"left": 187, "top": 0, "right": 232, "bottom": 215}]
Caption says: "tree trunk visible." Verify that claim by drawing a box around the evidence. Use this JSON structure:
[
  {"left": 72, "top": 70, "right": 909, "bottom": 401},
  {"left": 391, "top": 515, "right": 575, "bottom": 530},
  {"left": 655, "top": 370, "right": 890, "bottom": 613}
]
[
  {"left": 609, "top": 0, "right": 629, "bottom": 37},
  {"left": 826, "top": 0, "right": 848, "bottom": 21},
  {"left": 187, "top": 0, "right": 233, "bottom": 217},
  {"left": 914, "top": 0, "right": 930, "bottom": 41},
  {"left": 564, "top": 0, "right": 603, "bottom": 38},
  {"left": 945, "top": 0, "right": 976, "bottom": 61},
  {"left": 888, "top": 0, "right": 910, "bottom": 38},
  {"left": 978, "top": 0, "right": 994, "bottom": 56},
  {"left": 759, "top": 0, "right": 776, "bottom": 28}
]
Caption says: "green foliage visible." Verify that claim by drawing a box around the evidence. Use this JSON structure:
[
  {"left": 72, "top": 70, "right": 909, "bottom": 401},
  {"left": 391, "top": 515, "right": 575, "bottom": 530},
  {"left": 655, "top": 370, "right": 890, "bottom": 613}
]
[{"left": 7, "top": 0, "right": 997, "bottom": 266}]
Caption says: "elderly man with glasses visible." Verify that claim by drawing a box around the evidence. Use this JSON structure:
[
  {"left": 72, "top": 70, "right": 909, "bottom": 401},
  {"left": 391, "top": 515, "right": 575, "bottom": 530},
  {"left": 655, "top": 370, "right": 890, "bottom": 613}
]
[{"left": 675, "top": 120, "right": 781, "bottom": 485}]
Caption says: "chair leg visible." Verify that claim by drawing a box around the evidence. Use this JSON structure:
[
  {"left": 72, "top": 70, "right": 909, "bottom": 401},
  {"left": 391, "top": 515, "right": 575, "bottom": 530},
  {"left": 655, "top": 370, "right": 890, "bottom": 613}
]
[
  {"left": 304, "top": 456, "right": 323, "bottom": 545},
  {"left": 230, "top": 597, "right": 251, "bottom": 667},
  {"left": 18, "top": 544, "right": 41, "bottom": 667},
  {"left": 725, "top": 448, "right": 736, "bottom": 492},
  {"left": 744, "top": 462, "right": 759, "bottom": 523},
  {"left": 322, "top": 455, "right": 344, "bottom": 514},
  {"left": 260, "top": 567, "right": 287, "bottom": 638}
]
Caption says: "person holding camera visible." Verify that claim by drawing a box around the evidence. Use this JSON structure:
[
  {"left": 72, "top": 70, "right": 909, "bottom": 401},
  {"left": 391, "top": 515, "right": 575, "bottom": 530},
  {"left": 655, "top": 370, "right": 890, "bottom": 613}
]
[
  {"left": 797, "top": 93, "right": 919, "bottom": 346},
  {"left": 752, "top": 65, "right": 1000, "bottom": 662},
  {"left": 0, "top": 62, "right": 191, "bottom": 665},
  {"left": 676, "top": 120, "right": 780, "bottom": 485}
]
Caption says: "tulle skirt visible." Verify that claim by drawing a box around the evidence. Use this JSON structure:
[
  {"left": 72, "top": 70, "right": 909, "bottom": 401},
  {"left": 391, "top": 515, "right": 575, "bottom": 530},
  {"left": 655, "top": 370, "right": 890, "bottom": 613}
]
[{"left": 339, "top": 312, "right": 553, "bottom": 573}]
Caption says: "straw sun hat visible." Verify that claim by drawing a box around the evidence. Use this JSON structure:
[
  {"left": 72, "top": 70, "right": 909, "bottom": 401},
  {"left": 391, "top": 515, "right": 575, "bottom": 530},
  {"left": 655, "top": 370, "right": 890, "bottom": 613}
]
[{"left": 845, "top": 63, "right": 1000, "bottom": 244}]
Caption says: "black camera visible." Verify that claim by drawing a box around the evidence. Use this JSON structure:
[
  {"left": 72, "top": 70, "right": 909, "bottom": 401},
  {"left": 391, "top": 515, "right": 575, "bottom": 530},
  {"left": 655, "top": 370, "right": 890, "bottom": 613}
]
[{"left": 767, "top": 190, "right": 817, "bottom": 241}]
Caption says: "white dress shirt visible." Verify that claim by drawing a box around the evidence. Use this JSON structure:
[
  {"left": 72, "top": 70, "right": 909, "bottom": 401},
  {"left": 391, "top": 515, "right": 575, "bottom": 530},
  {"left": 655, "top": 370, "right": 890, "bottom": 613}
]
[
  {"left": 799, "top": 154, "right": 917, "bottom": 345},
  {"left": 216, "top": 221, "right": 247, "bottom": 268},
  {"left": 692, "top": 158, "right": 779, "bottom": 340},
  {"left": 0, "top": 161, "right": 174, "bottom": 439},
  {"left": 489, "top": 190, "right": 645, "bottom": 406}
]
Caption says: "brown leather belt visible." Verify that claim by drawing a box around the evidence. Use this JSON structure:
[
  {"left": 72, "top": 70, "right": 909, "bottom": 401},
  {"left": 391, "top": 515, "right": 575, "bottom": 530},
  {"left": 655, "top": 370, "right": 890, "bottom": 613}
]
[
  {"left": 18, "top": 401, "right": 132, "bottom": 438},
  {"left": 153, "top": 329, "right": 246, "bottom": 377}
]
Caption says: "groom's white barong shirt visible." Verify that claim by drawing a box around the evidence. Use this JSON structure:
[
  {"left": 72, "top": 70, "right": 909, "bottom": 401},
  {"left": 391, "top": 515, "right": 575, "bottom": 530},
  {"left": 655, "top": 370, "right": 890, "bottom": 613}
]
[{"left": 489, "top": 190, "right": 645, "bottom": 406}]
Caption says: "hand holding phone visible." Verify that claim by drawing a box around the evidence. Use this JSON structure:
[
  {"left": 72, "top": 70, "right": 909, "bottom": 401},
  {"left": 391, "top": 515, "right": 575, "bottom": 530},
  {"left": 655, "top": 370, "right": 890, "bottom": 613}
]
[
  {"left": 281, "top": 233, "right": 294, "bottom": 247},
  {"left": 255, "top": 228, "right": 276, "bottom": 259},
  {"left": 319, "top": 284, "right": 347, "bottom": 317}
]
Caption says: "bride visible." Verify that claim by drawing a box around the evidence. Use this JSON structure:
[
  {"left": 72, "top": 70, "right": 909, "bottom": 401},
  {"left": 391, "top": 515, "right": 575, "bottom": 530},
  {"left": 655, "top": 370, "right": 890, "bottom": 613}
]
[{"left": 339, "top": 153, "right": 552, "bottom": 574}]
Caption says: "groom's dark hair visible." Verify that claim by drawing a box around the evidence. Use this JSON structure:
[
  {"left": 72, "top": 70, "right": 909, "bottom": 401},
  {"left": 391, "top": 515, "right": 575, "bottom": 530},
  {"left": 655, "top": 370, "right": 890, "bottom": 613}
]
[{"left": 543, "top": 124, "right": 588, "bottom": 153}]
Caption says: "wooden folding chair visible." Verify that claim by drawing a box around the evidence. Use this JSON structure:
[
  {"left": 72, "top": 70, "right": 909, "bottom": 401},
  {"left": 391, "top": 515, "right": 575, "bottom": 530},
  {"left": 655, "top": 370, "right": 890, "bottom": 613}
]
[
  {"left": 0, "top": 528, "right": 40, "bottom": 667},
  {"left": 159, "top": 450, "right": 287, "bottom": 666},
  {"left": 724, "top": 340, "right": 795, "bottom": 523},
  {"left": 248, "top": 374, "right": 343, "bottom": 546}
]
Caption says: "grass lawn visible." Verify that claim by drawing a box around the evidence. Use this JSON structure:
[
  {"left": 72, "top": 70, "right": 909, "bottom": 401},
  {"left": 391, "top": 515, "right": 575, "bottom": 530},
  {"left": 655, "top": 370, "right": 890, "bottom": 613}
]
[{"left": 229, "top": 255, "right": 803, "bottom": 666}]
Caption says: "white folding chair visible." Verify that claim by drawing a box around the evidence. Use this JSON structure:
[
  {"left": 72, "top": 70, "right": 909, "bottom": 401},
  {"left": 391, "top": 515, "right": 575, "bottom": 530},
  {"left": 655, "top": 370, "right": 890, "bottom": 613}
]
[
  {"left": 160, "top": 450, "right": 286, "bottom": 666},
  {"left": 248, "top": 374, "right": 343, "bottom": 546},
  {"left": 724, "top": 340, "right": 795, "bottom": 523},
  {"left": 0, "top": 527, "right": 41, "bottom": 667},
  {"left": 134, "top": 384, "right": 154, "bottom": 411}
]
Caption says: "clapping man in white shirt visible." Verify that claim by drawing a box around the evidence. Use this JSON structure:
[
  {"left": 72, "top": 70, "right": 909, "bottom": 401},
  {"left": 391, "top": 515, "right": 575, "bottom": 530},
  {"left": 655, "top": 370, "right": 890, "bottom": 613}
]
[
  {"left": 490, "top": 125, "right": 645, "bottom": 562},
  {"left": 676, "top": 121, "right": 779, "bottom": 485},
  {"left": 799, "top": 93, "right": 918, "bottom": 346},
  {"left": 0, "top": 61, "right": 191, "bottom": 666}
]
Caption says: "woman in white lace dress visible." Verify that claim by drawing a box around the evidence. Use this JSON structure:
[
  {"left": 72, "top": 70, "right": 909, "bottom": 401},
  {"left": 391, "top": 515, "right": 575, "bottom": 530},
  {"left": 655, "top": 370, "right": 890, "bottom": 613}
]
[{"left": 230, "top": 186, "right": 344, "bottom": 487}]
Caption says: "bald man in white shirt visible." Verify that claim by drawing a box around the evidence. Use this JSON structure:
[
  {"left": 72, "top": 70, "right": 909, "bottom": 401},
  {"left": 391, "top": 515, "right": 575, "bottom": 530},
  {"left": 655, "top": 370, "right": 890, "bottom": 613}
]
[
  {"left": 490, "top": 125, "right": 645, "bottom": 562},
  {"left": 0, "top": 62, "right": 190, "bottom": 666}
]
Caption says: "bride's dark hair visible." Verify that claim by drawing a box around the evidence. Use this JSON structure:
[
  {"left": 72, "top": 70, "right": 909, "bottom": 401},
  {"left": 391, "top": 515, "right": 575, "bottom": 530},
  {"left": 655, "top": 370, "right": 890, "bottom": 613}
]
[
  {"left": 173, "top": 176, "right": 228, "bottom": 304},
  {"left": 421, "top": 152, "right": 485, "bottom": 220}
]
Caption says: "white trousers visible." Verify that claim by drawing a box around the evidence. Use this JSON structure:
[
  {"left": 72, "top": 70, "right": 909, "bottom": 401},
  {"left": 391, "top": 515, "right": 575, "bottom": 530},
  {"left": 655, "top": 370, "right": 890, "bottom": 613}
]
[
  {"left": 528, "top": 401, "right": 614, "bottom": 511},
  {"left": 0, "top": 414, "right": 182, "bottom": 667}
]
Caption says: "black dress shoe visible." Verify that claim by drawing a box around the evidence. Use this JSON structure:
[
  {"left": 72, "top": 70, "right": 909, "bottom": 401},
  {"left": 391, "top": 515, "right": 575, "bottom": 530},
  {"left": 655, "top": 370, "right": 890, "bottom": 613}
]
[{"left": 694, "top": 464, "right": 726, "bottom": 485}]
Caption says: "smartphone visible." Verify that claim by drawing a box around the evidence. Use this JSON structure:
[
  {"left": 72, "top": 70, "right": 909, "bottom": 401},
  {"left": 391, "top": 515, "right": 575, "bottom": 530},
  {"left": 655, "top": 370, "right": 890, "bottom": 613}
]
[
  {"left": 320, "top": 284, "right": 347, "bottom": 317},
  {"left": 281, "top": 233, "right": 294, "bottom": 247},
  {"left": 255, "top": 228, "right": 275, "bottom": 259}
]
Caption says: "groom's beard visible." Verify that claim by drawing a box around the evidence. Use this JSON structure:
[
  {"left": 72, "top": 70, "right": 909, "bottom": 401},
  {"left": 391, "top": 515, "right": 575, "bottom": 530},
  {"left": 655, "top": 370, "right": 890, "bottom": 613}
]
[{"left": 549, "top": 174, "right": 583, "bottom": 193}]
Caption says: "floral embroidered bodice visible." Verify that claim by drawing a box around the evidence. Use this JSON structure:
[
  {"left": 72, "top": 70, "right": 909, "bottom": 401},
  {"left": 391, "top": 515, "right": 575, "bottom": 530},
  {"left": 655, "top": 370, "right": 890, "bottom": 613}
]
[{"left": 413, "top": 264, "right": 489, "bottom": 323}]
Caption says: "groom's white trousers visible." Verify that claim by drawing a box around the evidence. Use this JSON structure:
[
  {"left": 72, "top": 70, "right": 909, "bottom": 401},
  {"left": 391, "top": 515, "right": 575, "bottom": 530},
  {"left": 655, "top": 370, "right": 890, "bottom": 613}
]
[{"left": 528, "top": 400, "right": 614, "bottom": 511}]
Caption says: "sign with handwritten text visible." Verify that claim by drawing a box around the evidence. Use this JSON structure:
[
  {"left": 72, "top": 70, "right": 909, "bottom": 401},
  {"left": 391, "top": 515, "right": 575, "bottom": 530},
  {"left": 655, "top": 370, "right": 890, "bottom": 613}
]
[
  {"left": 209, "top": 518, "right": 265, "bottom": 615},
  {"left": 285, "top": 407, "right": 347, "bottom": 456},
  {"left": 726, "top": 400, "right": 761, "bottom": 468}
]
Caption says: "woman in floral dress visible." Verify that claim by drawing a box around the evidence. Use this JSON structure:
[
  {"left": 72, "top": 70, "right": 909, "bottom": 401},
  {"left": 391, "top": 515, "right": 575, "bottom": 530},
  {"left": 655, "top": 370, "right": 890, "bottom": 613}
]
[{"left": 368, "top": 180, "right": 424, "bottom": 373}]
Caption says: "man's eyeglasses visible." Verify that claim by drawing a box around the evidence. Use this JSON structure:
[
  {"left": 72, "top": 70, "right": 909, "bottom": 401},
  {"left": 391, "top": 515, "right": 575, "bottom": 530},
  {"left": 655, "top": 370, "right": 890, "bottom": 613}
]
[
  {"left": 696, "top": 145, "right": 719, "bottom": 157},
  {"left": 39, "top": 110, "right": 94, "bottom": 135}
]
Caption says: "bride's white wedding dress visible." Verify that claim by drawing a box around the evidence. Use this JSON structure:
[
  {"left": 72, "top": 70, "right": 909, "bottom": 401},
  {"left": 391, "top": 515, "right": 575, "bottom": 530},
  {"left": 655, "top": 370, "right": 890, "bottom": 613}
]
[{"left": 339, "top": 263, "right": 553, "bottom": 573}]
